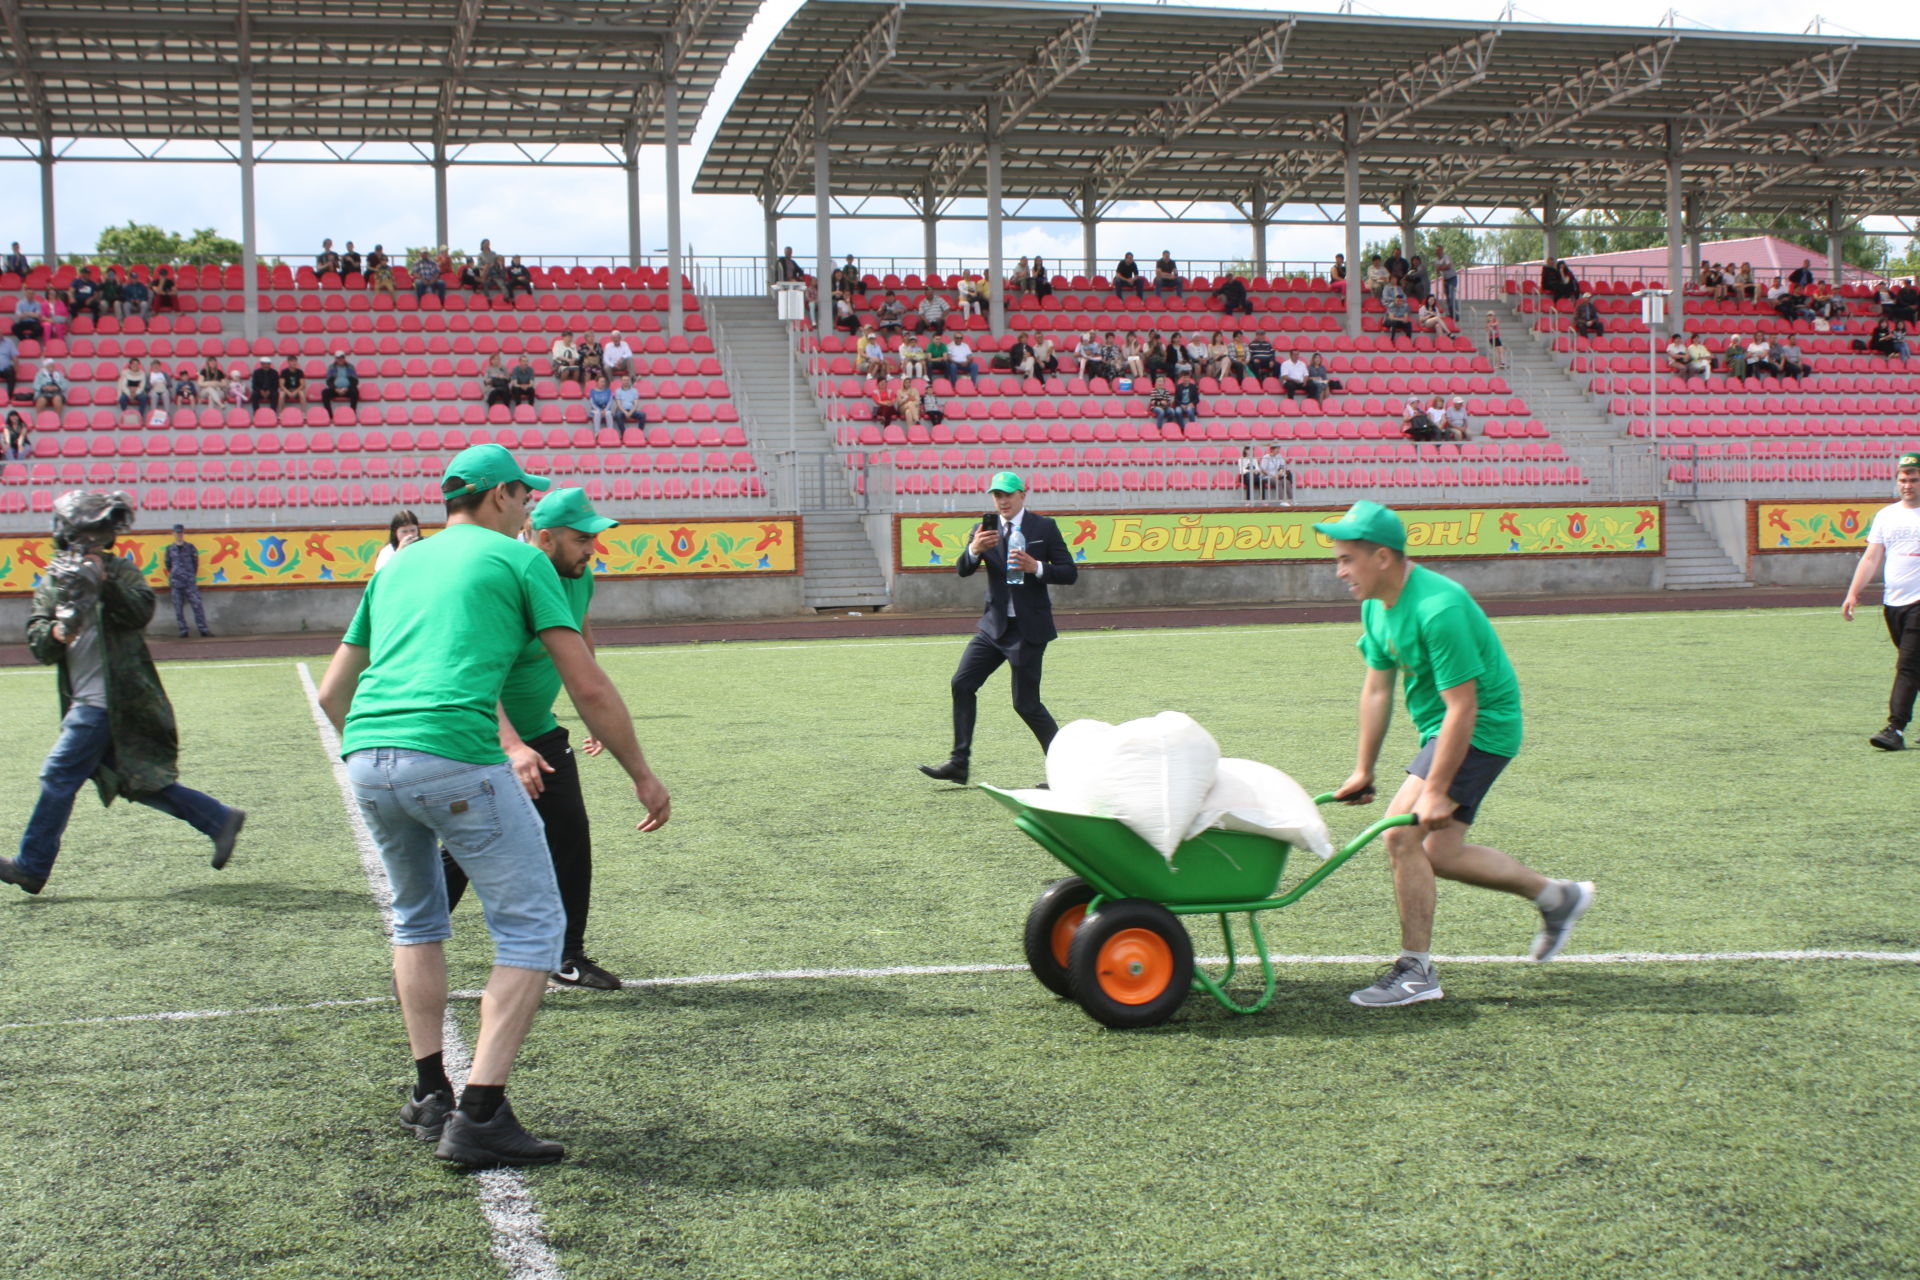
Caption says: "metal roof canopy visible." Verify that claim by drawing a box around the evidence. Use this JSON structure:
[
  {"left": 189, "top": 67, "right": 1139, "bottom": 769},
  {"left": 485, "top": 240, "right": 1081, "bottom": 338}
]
[{"left": 699, "top": 0, "right": 1920, "bottom": 226}]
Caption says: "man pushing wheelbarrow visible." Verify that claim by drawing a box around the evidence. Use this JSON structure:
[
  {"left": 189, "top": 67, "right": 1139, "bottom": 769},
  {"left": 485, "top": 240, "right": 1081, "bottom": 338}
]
[{"left": 1319, "top": 501, "right": 1594, "bottom": 1007}]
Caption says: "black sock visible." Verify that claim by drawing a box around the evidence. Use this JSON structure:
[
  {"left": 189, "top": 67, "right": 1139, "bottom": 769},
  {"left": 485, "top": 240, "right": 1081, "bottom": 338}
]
[
  {"left": 459, "top": 1083, "right": 505, "bottom": 1123},
  {"left": 413, "top": 1052, "right": 452, "bottom": 1101}
]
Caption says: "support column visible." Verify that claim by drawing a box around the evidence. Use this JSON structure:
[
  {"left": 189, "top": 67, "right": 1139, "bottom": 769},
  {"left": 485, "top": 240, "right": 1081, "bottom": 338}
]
[
  {"left": 1398, "top": 185, "right": 1418, "bottom": 262},
  {"left": 986, "top": 99, "right": 1005, "bottom": 338},
  {"left": 1685, "top": 191, "right": 1702, "bottom": 280},
  {"left": 1080, "top": 181, "right": 1098, "bottom": 281},
  {"left": 1665, "top": 123, "right": 1685, "bottom": 335},
  {"left": 764, "top": 198, "right": 779, "bottom": 288},
  {"left": 1541, "top": 189, "right": 1561, "bottom": 262},
  {"left": 1343, "top": 110, "right": 1362, "bottom": 338},
  {"left": 238, "top": 75, "right": 259, "bottom": 343},
  {"left": 37, "top": 144, "right": 56, "bottom": 265},
  {"left": 920, "top": 182, "right": 938, "bottom": 283},
  {"left": 663, "top": 78, "right": 684, "bottom": 337},
  {"left": 625, "top": 147, "right": 642, "bottom": 269},
  {"left": 1250, "top": 184, "right": 1268, "bottom": 280},
  {"left": 433, "top": 148, "right": 450, "bottom": 250},
  {"left": 813, "top": 101, "right": 832, "bottom": 345},
  {"left": 1827, "top": 198, "right": 1845, "bottom": 286}
]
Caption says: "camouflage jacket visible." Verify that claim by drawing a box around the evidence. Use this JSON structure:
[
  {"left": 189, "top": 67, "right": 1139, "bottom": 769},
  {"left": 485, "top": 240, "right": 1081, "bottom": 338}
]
[{"left": 25, "top": 556, "right": 180, "bottom": 802}]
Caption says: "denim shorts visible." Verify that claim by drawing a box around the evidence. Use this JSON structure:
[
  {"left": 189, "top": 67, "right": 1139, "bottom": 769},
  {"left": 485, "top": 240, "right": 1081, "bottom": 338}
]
[
  {"left": 1406, "top": 738, "right": 1512, "bottom": 826},
  {"left": 345, "top": 747, "right": 563, "bottom": 971}
]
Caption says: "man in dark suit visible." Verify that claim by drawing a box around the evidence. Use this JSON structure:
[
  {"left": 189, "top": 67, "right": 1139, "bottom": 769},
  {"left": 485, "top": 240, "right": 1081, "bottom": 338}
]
[{"left": 920, "top": 472, "right": 1078, "bottom": 785}]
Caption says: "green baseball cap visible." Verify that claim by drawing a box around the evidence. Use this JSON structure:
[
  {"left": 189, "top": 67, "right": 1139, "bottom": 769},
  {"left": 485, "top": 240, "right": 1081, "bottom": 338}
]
[
  {"left": 531, "top": 486, "right": 618, "bottom": 535},
  {"left": 1898, "top": 452, "right": 1920, "bottom": 470},
  {"left": 989, "top": 471, "right": 1026, "bottom": 493},
  {"left": 439, "top": 443, "right": 550, "bottom": 500},
  {"left": 1313, "top": 500, "right": 1407, "bottom": 552}
]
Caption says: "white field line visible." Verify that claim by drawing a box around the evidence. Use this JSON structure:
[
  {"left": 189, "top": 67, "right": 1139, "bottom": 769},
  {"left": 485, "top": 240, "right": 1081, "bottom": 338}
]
[
  {"left": 9, "top": 949, "right": 1915, "bottom": 1035},
  {"left": 295, "top": 662, "right": 563, "bottom": 1280},
  {"left": 0, "top": 659, "right": 296, "bottom": 677}
]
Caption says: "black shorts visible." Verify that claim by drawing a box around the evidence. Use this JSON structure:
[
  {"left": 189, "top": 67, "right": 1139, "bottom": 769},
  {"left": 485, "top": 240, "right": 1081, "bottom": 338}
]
[{"left": 1406, "top": 739, "right": 1511, "bottom": 825}]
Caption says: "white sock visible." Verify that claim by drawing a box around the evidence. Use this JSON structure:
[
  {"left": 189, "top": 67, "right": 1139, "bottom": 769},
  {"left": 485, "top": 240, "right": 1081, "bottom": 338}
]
[
  {"left": 1533, "top": 880, "right": 1568, "bottom": 912},
  {"left": 1399, "top": 950, "right": 1432, "bottom": 969}
]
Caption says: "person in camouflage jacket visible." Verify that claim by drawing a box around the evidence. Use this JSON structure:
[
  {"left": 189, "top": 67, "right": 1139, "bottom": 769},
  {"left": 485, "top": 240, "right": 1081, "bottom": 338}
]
[{"left": 0, "top": 548, "right": 246, "bottom": 895}]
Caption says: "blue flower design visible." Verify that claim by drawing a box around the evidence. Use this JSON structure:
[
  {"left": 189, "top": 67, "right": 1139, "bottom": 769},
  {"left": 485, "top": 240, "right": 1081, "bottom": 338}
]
[{"left": 259, "top": 536, "right": 288, "bottom": 568}]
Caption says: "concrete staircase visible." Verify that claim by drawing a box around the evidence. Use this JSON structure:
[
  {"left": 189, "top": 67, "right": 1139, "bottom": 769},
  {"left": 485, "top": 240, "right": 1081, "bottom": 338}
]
[
  {"left": 1469, "top": 297, "right": 1622, "bottom": 446},
  {"left": 1658, "top": 504, "right": 1753, "bottom": 590},
  {"left": 705, "top": 297, "right": 891, "bottom": 611}
]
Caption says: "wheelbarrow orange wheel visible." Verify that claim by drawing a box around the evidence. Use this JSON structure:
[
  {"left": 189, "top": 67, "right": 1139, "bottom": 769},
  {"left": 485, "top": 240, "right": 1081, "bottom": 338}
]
[
  {"left": 1022, "top": 876, "right": 1095, "bottom": 999},
  {"left": 1067, "top": 899, "right": 1194, "bottom": 1029}
]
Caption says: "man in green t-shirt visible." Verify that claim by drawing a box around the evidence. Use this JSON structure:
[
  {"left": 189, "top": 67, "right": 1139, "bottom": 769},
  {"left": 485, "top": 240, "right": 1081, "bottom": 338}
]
[
  {"left": 443, "top": 487, "right": 623, "bottom": 991},
  {"left": 315, "top": 445, "right": 670, "bottom": 1168},
  {"left": 1317, "top": 501, "right": 1593, "bottom": 1008}
]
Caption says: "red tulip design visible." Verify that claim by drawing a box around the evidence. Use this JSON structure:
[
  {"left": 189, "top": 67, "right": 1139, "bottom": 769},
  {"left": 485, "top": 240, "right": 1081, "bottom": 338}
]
[
  {"left": 304, "top": 533, "right": 336, "bottom": 562},
  {"left": 210, "top": 535, "right": 241, "bottom": 564},
  {"left": 1498, "top": 513, "right": 1520, "bottom": 538},
  {"left": 916, "top": 521, "right": 941, "bottom": 547},
  {"left": 1766, "top": 508, "right": 1790, "bottom": 533},
  {"left": 755, "top": 524, "right": 784, "bottom": 551},
  {"left": 668, "top": 527, "right": 695, "bottom": 558},
  {"left": 17, "top": 540, "right": 47, "bottom": 571},
  {"left": 1838, "top": 509, "right": 1861, "bottom": 536},
  {"left": 1634, "top": 510, "right": 1657, "bottom": 534},
  {"left": 1566, "top": 512, "right": 1587, "bottom": 539}
]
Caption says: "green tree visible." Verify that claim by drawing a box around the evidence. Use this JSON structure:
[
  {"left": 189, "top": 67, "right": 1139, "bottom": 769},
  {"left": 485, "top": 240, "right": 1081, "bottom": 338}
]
[
  {"left": 177, "top": 228, "right": 243, "bottom": 265},
  {"left": 1422, "top": 218, "right": 1478, "bottom": 268},
  {"left": 1474, "top": 213, "right": 1544, "bottom": 265},
  {"left": 1887, "top": 237, "right": 1920, "bottom": 278},
  {"left": 92, "top": 221, "right": 241, "bottom": 265}
]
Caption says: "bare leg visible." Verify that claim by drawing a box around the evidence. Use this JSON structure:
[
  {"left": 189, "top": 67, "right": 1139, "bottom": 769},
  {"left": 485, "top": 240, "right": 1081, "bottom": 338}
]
[
  {"left": 466, "top": 965, "right": 548, "bottom": 1086},
  {"left": 1382, "top": 772, "right": 1548, "bottom": 953},
  {"left": 392, "top": 942, "right": 447, "bottom": 1059}
]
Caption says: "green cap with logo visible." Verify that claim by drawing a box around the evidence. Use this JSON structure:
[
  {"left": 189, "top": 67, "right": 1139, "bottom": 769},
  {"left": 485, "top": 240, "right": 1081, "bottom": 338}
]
[
  {"left": 439, "top": 443, "right": 550, "bottom": 500},
  {"left": 989, "top": 471, "right": 1025, "bottom": 494},
  {"left": 531, "top": 486, "right": 618, "bottom": 535},
  {"left": 1313, "top": 499, "right": 1407, "bottom": 552},
  {"left": 1898, "top": 452, "right": 1920, "bottom": 470}
]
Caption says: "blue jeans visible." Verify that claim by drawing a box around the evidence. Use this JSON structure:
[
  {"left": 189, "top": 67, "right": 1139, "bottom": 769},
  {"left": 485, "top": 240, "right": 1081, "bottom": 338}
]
[
  {"left": 346, "top": 748, "right": 563, "bottom": 971},
  {"left": 18, "top": 703, "right": 234, "bottom": 879}
]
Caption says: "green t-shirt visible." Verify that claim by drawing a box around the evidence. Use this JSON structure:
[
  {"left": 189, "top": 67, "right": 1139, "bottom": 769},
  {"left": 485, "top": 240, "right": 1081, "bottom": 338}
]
[
  {"left": 1357, "top": 564, "right": 1523, "bottom": 758},
  {"left": 498, "top": 569, "right": 594, "bottom": 741},
  {"left": 340, "top": 523, "right": 580, "bottom": 764}
]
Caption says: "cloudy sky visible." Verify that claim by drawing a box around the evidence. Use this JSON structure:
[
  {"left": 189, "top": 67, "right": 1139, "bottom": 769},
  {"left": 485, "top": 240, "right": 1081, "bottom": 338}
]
[{"left": 6, "top": 0, "right": 1917, "bottom": 277}]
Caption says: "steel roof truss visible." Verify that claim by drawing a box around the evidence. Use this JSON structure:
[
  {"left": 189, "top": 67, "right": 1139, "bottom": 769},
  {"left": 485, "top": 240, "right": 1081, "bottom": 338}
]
[
  {"left": 1704, "top": 77, "right": 1920, "bottom": 220},
  {"left": 923, "top": 9, "right": 1099, "bottom": 202},
  {"left": 754, "top": 2, "right": 903, "bottom": 205}
]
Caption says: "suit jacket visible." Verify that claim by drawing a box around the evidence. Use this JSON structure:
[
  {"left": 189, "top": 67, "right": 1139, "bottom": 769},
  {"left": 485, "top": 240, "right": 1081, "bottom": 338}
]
[{"left": 957, "top": 510, "right": 1078, "bottom": 647}]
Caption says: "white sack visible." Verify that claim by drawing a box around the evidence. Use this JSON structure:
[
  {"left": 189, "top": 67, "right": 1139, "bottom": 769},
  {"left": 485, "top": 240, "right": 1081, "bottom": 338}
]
[
  {"left": 1044, "top": 718, "right": 1118, "bottom": 808},
  {"left": 1186, "top": 758, "right": 1335, "bottom": 858},
  {"left": 1047, "top": 711, "right": 1219, "bottom": 859}
]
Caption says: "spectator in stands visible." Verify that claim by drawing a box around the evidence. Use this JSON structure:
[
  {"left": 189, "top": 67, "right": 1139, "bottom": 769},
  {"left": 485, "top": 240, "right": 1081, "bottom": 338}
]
[
  {"left": 117, "top": 358, "right": 150, "bottom": 416},
  {"left": 1029, "top": 258, "right": 1053, "bottom": 301},
  {"left": 368, "top": 260, "right": 396, "bottom": 298},
  {"left": 1279, "top": 349, "right": 1310, "bottom": 399},
  {"left": 99, "top": 268, "right": 127, "bottom": 319},
  {"left": 68, "top": 269, "right": 103, "bottom": 322},
  {"left": 1699, "top": 261, "right": 1728, "bottom": 302},
  {"left": 341, "top": 242, "right": 363, "bottom": 278},
  {"left": 585, "top": 375, "right": 615, "bottom": 431},
  {"left": 1143, "top": 336, "right": 1170, "bottom": 382},
  {"left": 1381, "top": 282, "right": 1413, "bottom": 344},
  {"left": 958, "top": 274, "right": 988, "bottom": 318},
  {"left": 1165, "top": 333, "right": 1193, "bottom": 378},
  {"left": 551, "top": 332, "right": 581, "bottom": 385},
  {"left": 152, "top": 266, "right": 178, "bottom": 312},
  {"left": 1540, "top": 257, "right": 1564, "bottom": 300},
  {"left": 1332, "top": 253, "right": 1348, "bottom": 282},
  {"left": 1899, "top": 280, "right": 1920, "bottom": 322},
  {"left": 1724, "top": 333, "right": 1748, "bottom": 379},
  {"left": 829, "top": 291, "right": 857, "bottom": 334},
  {"left": 1810, "top": 281, "right": 1846, "bottom": 322},
  {"left": 1685, "top": 334, "right": 1713, "bottom": 378},
  {"left": 1097, "top": 332, "right": 1124, "bottom": 385},
  {"left": 1789, "top": 259, "right": 1815, "bottom": 293},
  {"left": 366, "top": 245, "right": 387, "bottom": 276},
  {"left": 1417, "top": 298, "right": 1459, "bottom": 340},
  {"left": 506, "top": 257, "right": 533, "bottom": 300},
  {"left": 1424, "top": 395, "right": 1449, "bottom": 439},
  {"left": 897, "top": 382, "right": 924, "bottom": 426},
  {"left": 1772, "top": 278, "right": 1808, "bottom": 322},
  {"left": 1035, "top": 333, "right": 1060, "bottom": 377},
  {"left": 1074, "top": 330, "right": 1103, "bottom": 378},
  {"left": 1220, "top": 332, "right": 1251, "bottom": 381},
  {"left": 1147, "top": 377, "right": 1177, "bottom": 427},
  {"left": 1306, "top": 352, "right": 1332, "bottom": 402},
  {"left": 12, "top": 292, "right": 45, "bottom": 342},
  {"left": 372, "top": 510, "right": 421, "bottom": 574},
  {"left": 1433, "top": 245, "right": 1461, "bottom": 320},
  {"left": 1402, "top": 256, "right": 1430, "bottom": 307},
  {"left": 1777, "top": 337, "right": 1809, "bottom": 380},
  {"left": 143, "top": 364, "right": 171, "bottom": 416},
  {"left": 320, "top": 352, "right": 360, "bottom": 411},
  {"left": 3, "top": 408, "right": 29, "bottom": 459},
  {"left": 1247, "top": 333, "right": 1278, "bottom": 382},
  {"left": 1879, "top": 282, "right": 1917, "bottom": 324},
  {"left": 475, "top": 237, "right": 500, "bottom": 278},
  {"left": 279, "top": 354, "right": 307, "bottom": 406},
  {"left": 1572, "top": 297, "right": 1604, "bottom": 339},
  {"left": 0, "top": 333, "right": 16, "bottom": 403},
  {"left": 1000, "top": 332, "right": 1037, "bottom": 378},
  {"left": 612, "top": 376, "right": 645, "bottom": 429},
  {"left": 1171, "top": 372, "right": 1201, "bottom": 424},
  {"left": 1445, "top": 396, "right": 1471, "bottom": 440},
  {"left": 3, "top": 243, "right": 27, "bottom": 276},
  {"left": 198, "top": 356, "right": 227, "bottom": 406},
  {"left": 1113, "top": 253, "right": 1145, "bottom": 299},
  {"left": 228, "top": 367, "right": 249, "bottom": 407},
  {"left": 481, "top": 354, "right": 511, "bottom": 407},
  {"left": 316, "top": 238, "right": 340, "bottom": 274},
  {"left": 868, "top": 376, "right": 900, "bottom": 427},
  {"left": 876, "top": 291, "right": 906, "bottom": 335},
  {"left": 916, "top": 289, "right": 951, "bottom": 335},
  {"left": 601, "top": 331, "right": 633, "bottom": 378},
  {"left": 1400, "top": 395, "right": 1431, "bottom": 440},
  {"left": 1663, "top": 334, "right": 1689, "bottom": 376},
  {"left": 1204, "top": 335, "right": 1231, "bottom": 380},
  {"left": 41, "top": 290, "right": 67, "bottom": 342},
  {"left": 855, "top": 327, "right": 886, "bottom": 378},
  {"left": 924, "top": 331, "right": 952, "bottom": 381},
  {"left": 1011, "top": 257, "right": 1031, "bottom": 297},
  {"left": 1238, "top": 446, "right": 1257, "bottom": 500},
  {"left": 1262, "top": 445, "right": 1291, "bottom": 504},
  {"left": 576, "top": 338, "right": 604, "bottom": 384},
  {"left": 1365, "top": 255, "right": 1388, "bottom": 298},
  {"left": 1383, "top": 245, "right": 1408, "bottom": 284},
  {"left": 774, "top": 246, "right": 804, "bottom": 282},
  {"left": 899, "top": 333, "right": 928, "bottom": 381},
  {"left": 31, "top": 358, "right": 68, "bottom": 411},
  {"left": 1211, "top": 273, "right": 1252, "bottom": 316},
  {"left": 172, "top": 365, "right": 198, "bottom": 406},
  {"left": 832, "top": 255, "right": 860, "bottom": 297},
  {"left": 507, "top": 353, "right": 536, "bottom": 406},
  {"left": 1868, "top": 320, "right": 1905, "bottom": 360},
  {"left": 121, "top": 274, "right": 152, "bottom": 319},
  {"left": 1483, "top": 309, "right": 1505, "bottom": 370},
  {"left": 1543, "top": 256, "right": 1579, "bottom": 302},
  {"left": 1182, "top": 335, "right": 1208, "bottom": 379},
  {"left": 411, "top": 249, "right": 445, "bottom": 302},
  {"left": 948, "top": 334, "right": 980, "bottom": 381},
  {"left": 249, "top": 356, "right": 280, "bottom": 410},
  {"left": 921, "top": 387, "right": 945, "bottom": 426},
  {"left": 1153, "top": 251, "right": 1183, "bottom": 298},
  {"left": 1121, "top": 334, "right": 1146, "bottom": 382}
]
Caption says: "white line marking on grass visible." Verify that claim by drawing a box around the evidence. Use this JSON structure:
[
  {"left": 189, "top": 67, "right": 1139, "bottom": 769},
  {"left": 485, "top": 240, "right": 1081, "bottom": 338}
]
[
  {"left": 296, "top": 662, "right": 564, "bottom": 1280},
  {"left": 0, "top": 996, "right": 394, "bottom": 1033},
  {"left": 0, "top": 659, "right": 295, "bottom": 677}
]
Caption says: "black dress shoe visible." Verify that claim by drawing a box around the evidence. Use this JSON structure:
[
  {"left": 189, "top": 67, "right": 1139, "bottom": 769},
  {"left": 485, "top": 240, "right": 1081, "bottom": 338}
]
[
  {"left": 211, "top": 808, "right": 246, "bottom": 869},
  {"left": 0, "top": 856, "right": 47, "bottom": 895},
  {"left": 918, "top": 759, "right": 969, "bottom": 785},
  {"left": 1870, "top": 724, "right": 1906, "bottom": 751}
]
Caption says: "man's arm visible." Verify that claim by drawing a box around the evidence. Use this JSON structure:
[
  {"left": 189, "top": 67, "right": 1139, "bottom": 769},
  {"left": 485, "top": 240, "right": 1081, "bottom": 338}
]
[
  {"left": 496, "top": 702, "right": 553, "bottom": 797},
  {"left": 26, "top": 582, "right": 65, "bottom": 665},
  {"left": 1843, "top": 542, "right": 1887, "bottom": 621},
  {"left": 540, "top": 627, "right": 669, "bottom": 831},
  {"left": 1336, "top": 665, "right": 1396, "bottom": 803},
  {"left": 315, "top": 643, "right": 371, "bottom": 734},
  {"left": 1036, "top": 518, "right": 1077, "bottom": 586}
]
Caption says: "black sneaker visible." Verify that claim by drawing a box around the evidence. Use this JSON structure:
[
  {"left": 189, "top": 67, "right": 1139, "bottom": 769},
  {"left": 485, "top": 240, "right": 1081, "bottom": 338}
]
[
  {"left": 1870, "top": 725, "right": 1905, "bottom": 751},
  {"left": 0, "top": 856, "right": 47, "bottom": 896},
  {"left": 552, "top": 955, "right": 621, "bottom": 990},
  {"left": 434, "top": 1101, "right": 564, "bottom": 1167},
  {"left": 211, "top": 808, "right": 246, "bottom": 870},
  {"left": 399, "top": 1088, "right": 454, "bottom": 1140}
]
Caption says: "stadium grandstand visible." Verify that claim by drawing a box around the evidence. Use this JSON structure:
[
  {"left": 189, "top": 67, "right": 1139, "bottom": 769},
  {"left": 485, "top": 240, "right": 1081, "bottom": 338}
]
[{"left": 5, "top": 0, "right": 1920, "bottom": 605}]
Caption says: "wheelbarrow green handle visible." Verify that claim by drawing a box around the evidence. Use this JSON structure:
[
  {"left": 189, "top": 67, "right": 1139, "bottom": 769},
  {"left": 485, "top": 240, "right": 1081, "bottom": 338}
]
[{"left": 1313, "top": 790, "right": 1420, "bottom": 855}]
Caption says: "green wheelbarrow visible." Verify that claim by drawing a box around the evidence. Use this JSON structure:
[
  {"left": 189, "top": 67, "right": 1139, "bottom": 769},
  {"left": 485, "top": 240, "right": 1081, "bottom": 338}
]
[{"left": 979, "top": 784, "right": 1417, "bottom": 1028}]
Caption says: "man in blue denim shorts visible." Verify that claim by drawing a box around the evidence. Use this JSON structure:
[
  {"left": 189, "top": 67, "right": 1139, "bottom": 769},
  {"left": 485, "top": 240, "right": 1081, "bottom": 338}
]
[
  {"left": 1319, "top": 501, "right": 1593, "bottom": 1009},
  {"left": 316, "top": 444, "right": 670, "bottom": 1167}
]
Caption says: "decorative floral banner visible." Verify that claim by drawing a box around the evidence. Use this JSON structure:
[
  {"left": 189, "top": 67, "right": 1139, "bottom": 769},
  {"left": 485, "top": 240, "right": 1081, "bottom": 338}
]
[
  {"left": 1749, "top": 501, "right": 1870, "bottom": 553},
  {"left": 0, "top": 519, "right": 800, "bottom": 595},
  {"left": 897, "top": 504, "right": 1662, "bottom": 570}
]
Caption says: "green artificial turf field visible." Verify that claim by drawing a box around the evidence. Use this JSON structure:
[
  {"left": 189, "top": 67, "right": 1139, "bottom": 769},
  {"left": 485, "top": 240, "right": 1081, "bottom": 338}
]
[{"left": 0, "top": 607, "right": 1916, "bottom": 1280}]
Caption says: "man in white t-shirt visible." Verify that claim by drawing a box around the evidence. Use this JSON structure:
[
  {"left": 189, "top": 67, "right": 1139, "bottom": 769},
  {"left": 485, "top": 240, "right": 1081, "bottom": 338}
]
[
  {"left": 600, "top": 332, "right": 634, "bottom": 378},
  {"left": 1278, "top": 351, "right": 1310, "bottom": 399},
  {"left": 1843, "top": 452, "right": 1920, "bottom": 749}
]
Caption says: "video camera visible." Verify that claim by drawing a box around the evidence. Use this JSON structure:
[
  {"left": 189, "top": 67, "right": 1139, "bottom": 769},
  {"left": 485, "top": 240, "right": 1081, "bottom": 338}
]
[{"left": 46, "top": 489, "right": 136, "bottom": 636}]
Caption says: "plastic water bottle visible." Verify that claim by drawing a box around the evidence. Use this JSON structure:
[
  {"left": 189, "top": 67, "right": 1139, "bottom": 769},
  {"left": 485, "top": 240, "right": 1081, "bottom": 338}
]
[{"left": 1005, "top": 524, "right": 1026, "bottom": 586}]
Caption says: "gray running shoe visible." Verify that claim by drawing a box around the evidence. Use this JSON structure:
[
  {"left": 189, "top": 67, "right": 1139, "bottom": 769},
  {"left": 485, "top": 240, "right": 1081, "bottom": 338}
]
[
  {"left": 1530, "top": 880, "right": 1596, "bottom": 961},
  {"left": 399, "top": 1088, "right": 453, "bottom": 1140},
  {"left": 1348, "top": 957, "right": 1443, "bottom": 1007}
]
